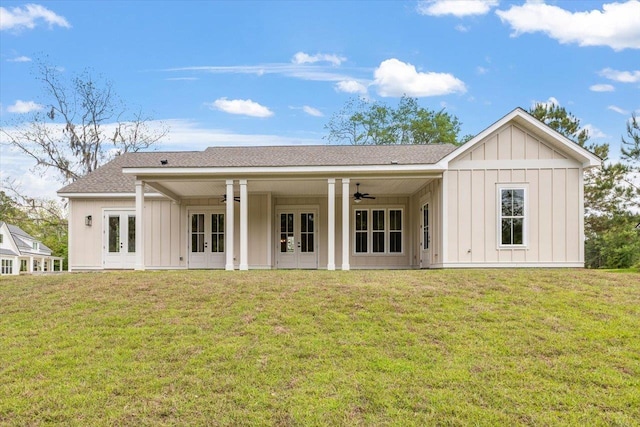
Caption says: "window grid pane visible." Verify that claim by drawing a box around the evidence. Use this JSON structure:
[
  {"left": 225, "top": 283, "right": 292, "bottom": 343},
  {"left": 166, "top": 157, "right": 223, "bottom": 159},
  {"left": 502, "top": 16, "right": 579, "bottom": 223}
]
[
  {"left": 128, "top": 215, "right": 136, "bottom": 253},
  {"left": 500, "top": 189, "right": 525, "bottom": 246},
  {"left": 108, "top": 216, "right": 120, "bottom": 253}
]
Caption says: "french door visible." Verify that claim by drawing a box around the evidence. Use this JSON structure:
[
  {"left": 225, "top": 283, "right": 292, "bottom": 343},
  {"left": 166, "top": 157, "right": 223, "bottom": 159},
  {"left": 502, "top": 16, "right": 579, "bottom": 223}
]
[
  {"left": 189, "top": 211, "right": 226, "bottom": 269},
  {"left": 276, "top": 209, "right": 318, "bottom": 269},
  {"left": 420, "top": 201, "right": 431, "bottom": 268},
  {"left": 103, "top": 210, "right": 136, "bottom": 269}
]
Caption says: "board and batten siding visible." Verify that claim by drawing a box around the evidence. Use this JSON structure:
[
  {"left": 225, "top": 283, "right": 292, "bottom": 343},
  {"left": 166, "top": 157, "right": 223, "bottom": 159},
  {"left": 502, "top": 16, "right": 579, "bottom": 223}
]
[
  {"left": 410, "top": 179, "right": 442, "bottom": 268},
  {"left": 443, "top": 124, "right": 584, "bottom": 267},
  {"left": 68, "top": 198, "right": 184, "bottom": 270}
]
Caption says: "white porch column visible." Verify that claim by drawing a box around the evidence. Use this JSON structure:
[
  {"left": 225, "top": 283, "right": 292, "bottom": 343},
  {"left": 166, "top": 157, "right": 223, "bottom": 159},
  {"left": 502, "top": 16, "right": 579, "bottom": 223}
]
[
  {"left": 341, "top": 178, "right": 350, "bottom": 270},
  {"left": 12, "top": 256, "right": 19, "bottom": 275},
  {"left": 135, "top": 180, "right": 145, "bottom": 270},
  {"left": 29, "top": 256, "right": 33, "bottom": 273},
  {"left": 327, "top": 179, "right": 336, "bottom": 271},
  {"left": 239, "top": 179, "right": 248, "bottom": 271},
  {"left": 226, "top": 180, "right": 235, "bottom": 271}
]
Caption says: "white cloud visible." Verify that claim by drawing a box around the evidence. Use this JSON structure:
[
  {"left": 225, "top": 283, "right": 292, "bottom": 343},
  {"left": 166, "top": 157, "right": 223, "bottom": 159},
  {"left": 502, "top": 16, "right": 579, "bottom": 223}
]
[
  {"left": 608, "top": 105, "right": 630, "bottom": 115},
  {"left": 476, "top": 66, "right": 489, "bottom": 75},
  {"left": 7, "top": 100, "right": 43, "bottom": 113},
  {"left": 532, "top": 97, "right": 560, "bottom": 109},
  {"left": 582, "top": 124, "right": 608, "bottom": 139},
  {"left": 335, "top": 80, "right": 368, "bottom": 94},
  {"left": 302, "top": 106, "right": 323, "bottom": 117},
  {"left": 599, "top": 67, "right": 640, "bottom": 83},
  {"left": 165, "top": 64, "right": 354, "bottom": 83},
  {"left": 208, "top": 98, "right": 274, "bottom": 118},
  {"left": 7, "top": 55, "right": 31, "bottom": 62},
  {"left": 455, "top": 24, "right": 470, "bottom": 32},
  {"left": 291, "top": 52, "right": 346, "bottom": 66},
  {"left": 373, "top": 58, "right": 466, "bottom": 97},
  {"left": 0, "top": 3, "right": 70, "bottom": 31},
  {"left": 417, "top": 0, "right": 498, "bottom": 17},
  {"left": 496, "top": 1, "right": 640, "bottom": 51},
  {"left": 589, "top": 84, "right": 615, "bottom": 92}
]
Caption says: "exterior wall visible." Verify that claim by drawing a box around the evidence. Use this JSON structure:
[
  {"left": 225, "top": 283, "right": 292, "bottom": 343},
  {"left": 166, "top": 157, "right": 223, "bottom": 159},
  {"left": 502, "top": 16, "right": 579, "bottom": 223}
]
[
  {"left": 69, "top": 197, "right": 184, "bottom": 270},
  {"left": 69, "top": 198, "right": 135, "bottom": 269},
  {"left": 443, "top": 124, "right": 583, "bottom": 267},
  {"left": 348, "top": 196, "right": 410, "bottom": 269},
  {"left": 185, "top": 194, "right": 271, "bottom": 268},
  {"left": 410, "top": 179, "right": 443, "bottom": 268}
]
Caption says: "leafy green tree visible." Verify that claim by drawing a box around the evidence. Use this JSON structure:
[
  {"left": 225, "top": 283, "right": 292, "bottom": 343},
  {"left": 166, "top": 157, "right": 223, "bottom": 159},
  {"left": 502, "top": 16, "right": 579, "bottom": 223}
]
[
  {"left": 621, "top": 113, "right": 640, "bottom": 211},
  {"left": 324, "top": 96, "right": 462, "bottom": 145}
]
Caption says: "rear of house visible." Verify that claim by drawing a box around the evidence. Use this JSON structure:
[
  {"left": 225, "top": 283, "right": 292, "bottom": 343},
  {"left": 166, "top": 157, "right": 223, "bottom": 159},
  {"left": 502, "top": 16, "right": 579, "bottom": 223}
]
[{"left": 58, "top": 108, "right": 600, "bottom": 271}]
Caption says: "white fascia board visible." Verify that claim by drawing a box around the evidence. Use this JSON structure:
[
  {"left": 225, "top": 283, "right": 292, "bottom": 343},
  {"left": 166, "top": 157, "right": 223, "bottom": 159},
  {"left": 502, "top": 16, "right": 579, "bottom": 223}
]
[
  {"left": 439, "top": 108, "right": 601, "bottom": 169},
  {"left": 57, "top": 192, "right": 166, "bottom": 199},
  {"left": 122, "top": 163, "right": 447, "bottom": 177}
]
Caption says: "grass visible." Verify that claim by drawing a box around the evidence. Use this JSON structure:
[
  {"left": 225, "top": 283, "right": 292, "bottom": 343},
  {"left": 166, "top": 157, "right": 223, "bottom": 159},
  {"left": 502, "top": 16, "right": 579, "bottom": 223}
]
[{"left": 1, "top": 269, "right": 639, "bottom": 426}]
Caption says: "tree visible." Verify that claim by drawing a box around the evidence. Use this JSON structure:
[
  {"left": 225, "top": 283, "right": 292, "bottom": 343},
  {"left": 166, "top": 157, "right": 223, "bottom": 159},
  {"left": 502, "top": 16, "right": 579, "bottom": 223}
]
[
  {"left": 324, "top": 96, "right": 462, "bottom": 145},
  {"left": 529, "top": 103, "right": 589, "bottom": 147},
  {"left": 621, "top": 112, "right": 640, "bottom": 211},
  {"left": 1, "top": 58, "right": 168, "bottom": 185}
]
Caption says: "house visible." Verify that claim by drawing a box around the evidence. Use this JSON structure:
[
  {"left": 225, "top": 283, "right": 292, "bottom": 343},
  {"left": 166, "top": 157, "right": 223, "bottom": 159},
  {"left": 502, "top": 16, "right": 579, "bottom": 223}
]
[
  {"left": 0, "top": 222, "right": 65, "bottom": 275},
  {"left": 57, "top": 108, "right": 601, "bottom": 271}
]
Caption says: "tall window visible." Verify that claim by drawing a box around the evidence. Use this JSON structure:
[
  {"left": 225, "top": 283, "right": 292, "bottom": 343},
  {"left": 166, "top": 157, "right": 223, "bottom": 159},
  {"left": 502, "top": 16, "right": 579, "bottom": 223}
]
[
  {"left": 1, "top": 259, "right": 13, "bottom": 274},
  {"left": 500, "top": 188, "right": 525, "bottom": 246},
  {"left": 300, "top": 213, "right": 315, "bottom": 253},
  {"left": 389, "top": 210, "right": 402, "bottom": 253},
  {"left": 355, "top": 210, "right": 368, "bottom": 253},
  {"left": 354, "top": 208, "right": 403, "bottom": 254},
  {"left": 372, "top": 210, "right": 385, "bottom": 253},
  {"left": 0, "top": 234, "right": 3, "bottom": 243},
  {"left": 211, "top": 213, "right": 225, "bottom": 253}
]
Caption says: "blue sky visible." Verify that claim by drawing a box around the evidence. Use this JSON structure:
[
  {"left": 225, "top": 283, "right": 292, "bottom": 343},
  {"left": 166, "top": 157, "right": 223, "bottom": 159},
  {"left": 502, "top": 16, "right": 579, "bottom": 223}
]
[{"left": 0, "top": 0, "right": 639, "bottom": 198}]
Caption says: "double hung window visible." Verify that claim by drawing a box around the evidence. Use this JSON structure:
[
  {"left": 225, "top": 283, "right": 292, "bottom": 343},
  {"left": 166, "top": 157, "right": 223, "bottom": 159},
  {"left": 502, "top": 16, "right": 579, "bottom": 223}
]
[
  {"left": 354, "top": 208, "right": 403, "bottom": 254},
  {"left": 499, "top": 187, "right": 526, "bottom": 247}
]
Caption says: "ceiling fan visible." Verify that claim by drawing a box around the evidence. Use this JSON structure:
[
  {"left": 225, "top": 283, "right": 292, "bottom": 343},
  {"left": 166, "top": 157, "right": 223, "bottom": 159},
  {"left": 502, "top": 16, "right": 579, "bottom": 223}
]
[
  {"left": 353, "top": 183, "right": 376, "bottom": 203},
  {"left": 221, "top": 194, "right": 240, "bottom": 203}
]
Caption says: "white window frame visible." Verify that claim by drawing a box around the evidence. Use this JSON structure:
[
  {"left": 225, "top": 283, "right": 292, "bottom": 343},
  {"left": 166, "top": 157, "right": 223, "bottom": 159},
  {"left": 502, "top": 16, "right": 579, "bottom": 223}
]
[
  {"left": 497, "top": 184, "right": 528, "bottom": 249},
  {"left": 1, "top": 259, "right": 13, "bottom": 274},
  {"left": 353, "top": 207, "right": 404, "bottom": 255}
]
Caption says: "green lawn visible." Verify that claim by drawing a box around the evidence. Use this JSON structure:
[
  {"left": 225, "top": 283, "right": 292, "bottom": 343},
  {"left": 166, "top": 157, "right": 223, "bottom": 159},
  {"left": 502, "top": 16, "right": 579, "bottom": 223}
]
[{"left": 1, "top": 269, "right": 639, "bottom": 426}]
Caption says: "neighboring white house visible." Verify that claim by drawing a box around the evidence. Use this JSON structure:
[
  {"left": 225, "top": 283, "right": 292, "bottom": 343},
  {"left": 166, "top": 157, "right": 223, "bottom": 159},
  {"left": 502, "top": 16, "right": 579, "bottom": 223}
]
[
  {"left": 0, "top": 222, "right": 65, "bottom": 275},
  {"left": 57, "top": 108, "right": 601, "bottom": 271}
]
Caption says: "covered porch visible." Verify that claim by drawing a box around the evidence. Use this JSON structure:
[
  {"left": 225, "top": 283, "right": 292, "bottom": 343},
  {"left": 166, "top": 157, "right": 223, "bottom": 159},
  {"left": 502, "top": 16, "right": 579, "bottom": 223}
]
[{"left": 124, "top": 171, "right": 444, "bottom": 271}]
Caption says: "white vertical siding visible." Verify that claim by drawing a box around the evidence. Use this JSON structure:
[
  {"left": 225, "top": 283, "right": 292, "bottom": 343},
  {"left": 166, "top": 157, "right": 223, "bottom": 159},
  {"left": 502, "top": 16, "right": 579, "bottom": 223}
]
[{"left": 445, "top": 124, "right": 584, "bottom": 267}]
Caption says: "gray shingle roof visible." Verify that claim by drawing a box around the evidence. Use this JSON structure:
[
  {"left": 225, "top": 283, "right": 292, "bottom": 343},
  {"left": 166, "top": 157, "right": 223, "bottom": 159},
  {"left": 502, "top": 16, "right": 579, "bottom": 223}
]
[
  {"left": 58, "top": 144, "right": 457, "bottom": 194},
  {"left": 1, "top": 223, "right": 52, "bottom": 256},
  {"left": 0, "top": 248, "right": 19, "bottom": 256}
]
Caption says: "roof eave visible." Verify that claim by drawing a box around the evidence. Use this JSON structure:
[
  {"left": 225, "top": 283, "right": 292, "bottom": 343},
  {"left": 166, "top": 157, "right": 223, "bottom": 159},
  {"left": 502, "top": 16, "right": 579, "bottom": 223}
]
[{"left": 121, "top": 164, "right": 448, "bottom": 178}]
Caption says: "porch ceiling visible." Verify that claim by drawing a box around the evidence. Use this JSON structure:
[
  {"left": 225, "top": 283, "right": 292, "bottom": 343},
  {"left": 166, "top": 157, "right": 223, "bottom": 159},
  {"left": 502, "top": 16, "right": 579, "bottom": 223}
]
[{"left": 145, "top": 177, "right": 438, "bottom": 199}]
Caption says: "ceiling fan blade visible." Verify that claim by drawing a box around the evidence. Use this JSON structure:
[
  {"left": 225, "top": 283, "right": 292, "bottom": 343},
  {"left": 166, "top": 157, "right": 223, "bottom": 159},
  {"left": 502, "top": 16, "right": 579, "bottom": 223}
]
[{"left": 363, "top": 195, "right": 376, "bottom": 199}]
